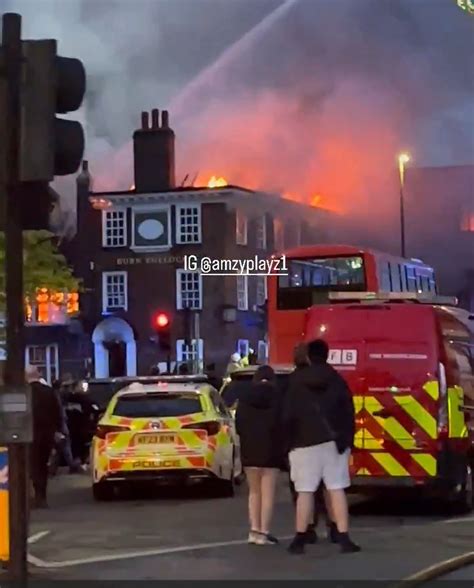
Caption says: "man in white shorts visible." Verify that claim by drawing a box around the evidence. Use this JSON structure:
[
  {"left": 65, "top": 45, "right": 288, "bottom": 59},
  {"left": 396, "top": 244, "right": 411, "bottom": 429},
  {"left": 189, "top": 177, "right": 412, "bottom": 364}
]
[{"left": 285, "top": 340, "right": 360, "bottom": 554}]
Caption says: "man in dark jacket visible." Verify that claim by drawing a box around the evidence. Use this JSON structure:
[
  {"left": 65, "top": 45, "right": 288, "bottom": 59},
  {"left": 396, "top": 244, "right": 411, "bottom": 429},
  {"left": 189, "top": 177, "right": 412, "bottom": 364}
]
[
  {"left": 26, "top": 366, "right": 62, "bottom": 508},
  {"left": 285, "top": 339, "right": 359, "bottom": 554}
]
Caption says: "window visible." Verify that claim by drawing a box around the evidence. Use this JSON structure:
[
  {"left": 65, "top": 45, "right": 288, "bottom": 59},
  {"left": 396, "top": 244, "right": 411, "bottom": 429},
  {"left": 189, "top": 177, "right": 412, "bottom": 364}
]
[
  {"left": 176, "top": 204, "right": 202, "bottom": 244},
  {"left": 176, "top": 270, "right": 202, "bottom": 310},
  {"left": 237, "top": 339, "right": 249, "bottom": 357},
  {"left": 132, "top": 206, "right": 171, "bottom": 249},
  {"left": 236, "top": 275, "right": 248, "bottom": 310},
  {"left": 405, "top": 265, "right": 417, "bottom": 292},
  {"left": 236, "top": 210, "right": 248, "bottom": 245},
  {"left": 102, "top": 209, "right": 127, "bottom": 247},
  {"left": 273, "top": 218, "right": 284, "bottom": 251},
  {"left": 389, "top": 263, "right": 401, "bottom": 292},
  {"left": 398, "top": 264, "right": 407, "bottom": 291},
  {"left": 460, "top": 211, "right": 474, "bottom": 232},
  {"left": 176, "top": 339, "right": 204, "bottom": 369},
  {"left": 114, "top": 394, "right": 203, "bottom": 418},
  {"left": 295, "top": 223, "right": 302, "bottom": 247},
  {"left": 277, "top": 255, "right": 366, "bottom": 310},
  {"left": 256, "top": 276, "right": 267, "bottom": 306},
  {"left": 256, "top": 215, "right": 267, "bottom": 249},
  {"left": 379, "top": 261, "right": 391, "bottom": 291},
  {"left": 102, "top": 271, "right": 128, "bottom": 312},
  {"left": 258, "top": 340, "right": 268, "bottom": 363},
  {"left": 25, "top": 344, "right": 59, "bottom": 384}
]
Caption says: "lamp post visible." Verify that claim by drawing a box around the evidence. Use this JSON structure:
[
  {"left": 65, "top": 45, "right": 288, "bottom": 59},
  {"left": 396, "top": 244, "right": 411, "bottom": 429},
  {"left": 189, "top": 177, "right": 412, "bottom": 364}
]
[{"left": 398, "top": 153, "right": 410, "bottom": 258}]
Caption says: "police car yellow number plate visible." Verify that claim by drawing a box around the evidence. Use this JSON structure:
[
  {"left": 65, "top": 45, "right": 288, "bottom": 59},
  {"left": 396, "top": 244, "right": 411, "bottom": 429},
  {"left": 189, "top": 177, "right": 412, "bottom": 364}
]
[{"left": 136, "top": 435, "right": 176, "bottom": 445}]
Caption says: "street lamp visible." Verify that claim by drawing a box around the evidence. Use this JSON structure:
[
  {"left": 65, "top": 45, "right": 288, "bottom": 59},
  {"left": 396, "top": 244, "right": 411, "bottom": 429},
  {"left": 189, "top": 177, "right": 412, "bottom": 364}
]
[{"left": 398, "top": 153, "right": 410, "bottom": 258}]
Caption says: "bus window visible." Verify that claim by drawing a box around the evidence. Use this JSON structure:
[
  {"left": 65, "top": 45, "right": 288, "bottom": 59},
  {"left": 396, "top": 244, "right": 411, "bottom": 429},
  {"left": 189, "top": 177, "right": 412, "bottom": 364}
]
[
  {"left": 389, "top": 262, "right": 401, "bottom": 292},
  {"left": 405, "top": 265, "right": 417, "bottom": 292},
  {"left": 379, "top": 261, "right": 391, "bottom": 291},
  {"left": 277, "top": 255, "right": 366, "bottom": 309},
  {"left": 398, "top": 264, "right": 406, "bottom": 291}
]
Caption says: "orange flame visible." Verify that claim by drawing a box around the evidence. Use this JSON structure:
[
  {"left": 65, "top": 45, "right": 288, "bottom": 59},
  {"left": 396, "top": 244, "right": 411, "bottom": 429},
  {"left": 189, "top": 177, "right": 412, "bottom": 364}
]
[
  {"left": 310, "top": 194, "right": 322, "bottom": 207},
  {"left": 207, "top": 175, "right": 228, "bottom": 188}
]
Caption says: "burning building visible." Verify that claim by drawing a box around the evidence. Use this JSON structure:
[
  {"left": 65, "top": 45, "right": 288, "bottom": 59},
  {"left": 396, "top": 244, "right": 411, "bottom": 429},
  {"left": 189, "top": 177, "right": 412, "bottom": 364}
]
[{"left": 73, "top": 108, "right": 337, "bottom": 377}]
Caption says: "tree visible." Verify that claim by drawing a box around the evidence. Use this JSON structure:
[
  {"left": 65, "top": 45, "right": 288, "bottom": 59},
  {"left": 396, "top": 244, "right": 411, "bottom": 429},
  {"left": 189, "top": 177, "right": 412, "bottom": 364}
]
[{"left": 0, "top": 230, "right": 80, "bottom": 312}]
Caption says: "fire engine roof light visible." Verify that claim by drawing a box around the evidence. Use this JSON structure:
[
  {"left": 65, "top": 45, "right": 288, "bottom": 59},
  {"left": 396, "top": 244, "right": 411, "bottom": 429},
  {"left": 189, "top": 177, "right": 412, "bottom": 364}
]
[{"left": 328, "top": 291, "right": 458, "bottom": 306}]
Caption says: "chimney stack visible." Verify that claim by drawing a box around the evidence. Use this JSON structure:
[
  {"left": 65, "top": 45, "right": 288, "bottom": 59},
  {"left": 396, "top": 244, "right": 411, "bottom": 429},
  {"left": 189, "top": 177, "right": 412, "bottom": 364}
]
[{"left": 133, "top": 108, "right": 175, "bottom": 192}]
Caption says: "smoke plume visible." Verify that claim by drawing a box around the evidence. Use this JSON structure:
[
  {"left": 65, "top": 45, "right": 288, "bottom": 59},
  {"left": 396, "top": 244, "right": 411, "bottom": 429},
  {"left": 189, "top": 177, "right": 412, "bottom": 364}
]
[{"left": 4, "top": 0, "right": 473, "bottom": 248}]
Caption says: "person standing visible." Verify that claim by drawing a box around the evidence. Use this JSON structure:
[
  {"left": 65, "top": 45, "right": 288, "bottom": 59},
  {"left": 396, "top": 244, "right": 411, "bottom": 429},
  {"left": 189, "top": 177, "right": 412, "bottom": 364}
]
[
  {"left": 235, "top": 365, "right": 284, "bottom": 545},
  {"left": 225, "top": 353, "right": 241, "bottom": 376},
  {"left": 286, "top": 343, "right": 339, "bottom": 545},
  {"left": 285, "top": 339, "right": 360, "bottom": 554},
  {"left": 26, "top": 366, "right": 62, "bottom": 508}
]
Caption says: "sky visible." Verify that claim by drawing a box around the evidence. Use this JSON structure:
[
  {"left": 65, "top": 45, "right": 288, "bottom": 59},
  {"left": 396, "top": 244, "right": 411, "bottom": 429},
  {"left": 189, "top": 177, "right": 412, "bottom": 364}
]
[{"left": 3, "top": 0, "right": 473, "bottom": 245}]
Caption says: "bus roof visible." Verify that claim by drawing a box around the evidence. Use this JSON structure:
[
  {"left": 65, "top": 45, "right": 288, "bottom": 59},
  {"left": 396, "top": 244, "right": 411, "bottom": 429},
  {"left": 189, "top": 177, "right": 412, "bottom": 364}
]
[{"left": 278, "top": 244, "right": 432, "bottom": 267}]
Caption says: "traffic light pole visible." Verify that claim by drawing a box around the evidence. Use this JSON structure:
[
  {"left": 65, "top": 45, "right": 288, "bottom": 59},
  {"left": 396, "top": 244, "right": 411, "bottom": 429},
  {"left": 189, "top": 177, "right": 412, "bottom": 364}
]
[{"left": 1, "top": 13, "right": 29, "bottom": 584}]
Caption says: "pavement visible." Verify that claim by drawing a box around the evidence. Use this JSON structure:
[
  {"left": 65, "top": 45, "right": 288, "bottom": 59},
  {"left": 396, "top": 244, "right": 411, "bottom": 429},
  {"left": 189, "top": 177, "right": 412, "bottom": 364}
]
[{"left": 19, "top": 471, "right": 474, "bottom": 581}]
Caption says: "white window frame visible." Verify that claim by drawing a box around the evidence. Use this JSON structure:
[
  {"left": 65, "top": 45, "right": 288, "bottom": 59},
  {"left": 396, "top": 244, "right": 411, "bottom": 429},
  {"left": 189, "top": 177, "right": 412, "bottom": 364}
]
[
  {"left": 131, "top": 204, "right": 171, "bottom": 251},
  {"left": 102, "top": 271, "right": 128, "bottom": 312},
  {"left": 256, "top": 276, "right": 267, "bottom": 306},
  {"left": 256, "top": 214, "right": 267, "bottom": 249},
  {"left": 176, "top": 339, "right": 204, "bottom": 370},
  {"left": 25, "top": 344, "right": 59, "bottom": 385},
  {"left": 236, "top": 275, "right": 248, "bottom": 311},
  {"left": 102, "top": 207, "right": 127, "bottom": 248},
  {"left": 236, "top": 210, "right": 248, "bottom": 245},
  {"left": 175, "top": 203, "right": 202, "bottom": 244},
  {"left": 237, "top": 339, "right": 249, "bottom": 357},
  {"left": 176, "top": 270, "right": 203, "bottom": 310}
]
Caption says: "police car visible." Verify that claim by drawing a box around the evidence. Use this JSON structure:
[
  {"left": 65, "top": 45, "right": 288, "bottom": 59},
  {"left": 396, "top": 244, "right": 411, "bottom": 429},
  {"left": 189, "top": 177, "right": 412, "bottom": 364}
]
[{"left": 91, "top": 376, "right": 241, "bottom": 500}]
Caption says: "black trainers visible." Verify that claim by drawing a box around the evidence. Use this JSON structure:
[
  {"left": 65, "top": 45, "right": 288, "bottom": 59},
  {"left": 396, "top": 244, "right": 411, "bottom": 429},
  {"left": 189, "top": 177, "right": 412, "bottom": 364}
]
[
  {"left": 328, "top": 522, "right": 339, "bottom": 544},
  {"left": 288, "top": 533, "right": 306, "bottom": 554},
  {"left": 338, "top": 532, "right": 361, "bottom": 553},
  {"left": 305, "top": 525, "right": 318, "bottom": 544}
]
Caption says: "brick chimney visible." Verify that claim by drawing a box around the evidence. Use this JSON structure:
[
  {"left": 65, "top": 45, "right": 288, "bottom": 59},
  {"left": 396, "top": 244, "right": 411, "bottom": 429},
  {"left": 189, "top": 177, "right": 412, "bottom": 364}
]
[{"left": 133, "top": 108, "right": 176, "bottom": 192}]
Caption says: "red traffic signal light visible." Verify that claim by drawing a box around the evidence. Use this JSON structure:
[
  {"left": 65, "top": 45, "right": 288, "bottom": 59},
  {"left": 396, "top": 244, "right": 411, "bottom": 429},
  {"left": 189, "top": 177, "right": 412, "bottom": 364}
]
[{"left": 154, "top": 312, "right": 170, "bottom": 329}]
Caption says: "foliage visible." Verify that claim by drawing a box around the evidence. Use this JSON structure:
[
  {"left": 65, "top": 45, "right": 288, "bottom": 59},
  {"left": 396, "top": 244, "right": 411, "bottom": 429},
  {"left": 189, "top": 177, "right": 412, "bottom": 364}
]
[{"left": 0, "top": 230, "right": 80, "bottom": 309}]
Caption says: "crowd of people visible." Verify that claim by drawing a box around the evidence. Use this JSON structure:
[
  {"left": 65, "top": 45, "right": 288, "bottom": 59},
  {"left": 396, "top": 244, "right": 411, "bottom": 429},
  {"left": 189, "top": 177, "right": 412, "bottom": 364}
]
[
  {"left": 26, "top": 337, "right": 360, "bottom": 557},
  {"left": 235, "top": 339, "right": 360, "bottom": 555},
  {"left": 26, "top": 366, "right": 99, "bottom": 508}
]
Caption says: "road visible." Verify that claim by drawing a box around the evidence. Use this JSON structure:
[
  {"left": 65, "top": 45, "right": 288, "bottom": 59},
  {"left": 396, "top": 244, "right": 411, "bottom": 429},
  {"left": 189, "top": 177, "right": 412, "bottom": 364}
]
[{"left": 25, "top": 472, "right": 473, "bottom": 581}]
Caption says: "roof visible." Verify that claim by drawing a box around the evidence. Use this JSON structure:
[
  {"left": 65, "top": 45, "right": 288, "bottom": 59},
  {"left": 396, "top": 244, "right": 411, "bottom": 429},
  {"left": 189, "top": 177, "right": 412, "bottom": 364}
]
[
  {"left": 116, "top": 381, "right": 209, "bottom": 397},
  {"left": 230, "top": 364, "right": 294, "bottom": 378},
  {"left": 86, "top": 375, "right": 208, "bottom": 385},
  {"left": 279, "top": 244, "right": 432, "bottom": 266}
]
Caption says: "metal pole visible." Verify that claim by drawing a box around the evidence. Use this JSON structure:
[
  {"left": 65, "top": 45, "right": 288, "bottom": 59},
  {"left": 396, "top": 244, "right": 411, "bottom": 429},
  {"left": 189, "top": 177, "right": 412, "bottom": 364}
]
[
  {"left": 193, "top": 312, "right": 200, "bottom": 374},
  {"left": 2, "top": 13, "right": 29, "bottom": 584},
  {"left": 400, "top": 185, "right": 406, "bottom": 258}
]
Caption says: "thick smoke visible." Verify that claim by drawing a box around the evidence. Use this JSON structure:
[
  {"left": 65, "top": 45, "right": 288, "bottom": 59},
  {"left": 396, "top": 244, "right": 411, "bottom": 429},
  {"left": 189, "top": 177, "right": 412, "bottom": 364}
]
[{"left": 4, "top": 0, "right": 473, "bottom": 249}]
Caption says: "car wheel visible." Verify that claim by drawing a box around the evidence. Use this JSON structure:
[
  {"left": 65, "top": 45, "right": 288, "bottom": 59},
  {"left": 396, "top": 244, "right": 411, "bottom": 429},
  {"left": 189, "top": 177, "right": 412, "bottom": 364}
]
[
  {"left": 451, "top": 462, "right": 473, "bottom": 514},
  {"left": 215, "top": 476, "right": 235, "bottom": 498},
  {"left": 92, "top": 482, "right": 115, "bottom": 502}
]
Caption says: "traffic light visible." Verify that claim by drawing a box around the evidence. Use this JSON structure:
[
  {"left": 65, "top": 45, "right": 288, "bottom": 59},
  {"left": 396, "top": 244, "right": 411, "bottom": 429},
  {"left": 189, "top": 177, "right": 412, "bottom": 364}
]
[
  {"left": 17, "top": 39, "right": 86, "bottom": 228},
  {"left": 153, "top": 312, "right": 172, "bottom": 352}
]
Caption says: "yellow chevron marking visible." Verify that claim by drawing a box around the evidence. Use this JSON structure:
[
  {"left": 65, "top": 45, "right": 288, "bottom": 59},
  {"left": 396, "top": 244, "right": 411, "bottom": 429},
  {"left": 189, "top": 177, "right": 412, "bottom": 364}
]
[
  {"left": 423, "top": 381, "right": 439, "bottom": 401},
  {"left": 353, "top": 396, "right": 364, "bottom": 413},
  {"left": 411, "top": 453, "right": 437, "bottom": 476},
  {"left": 371, "top": 452, "right": 409, "bottom": 476},
  {"left": 356, "top": 468, "right": 370, "bottom": 476},
  {"left": 362, "top": 429, "right": 384, "bottom": 450},
  {"left": 394, "top": 396, "right": 437, "bottom": 438},
  {"left": 364, "top": 397, "right": 417, "bottom": 449}
]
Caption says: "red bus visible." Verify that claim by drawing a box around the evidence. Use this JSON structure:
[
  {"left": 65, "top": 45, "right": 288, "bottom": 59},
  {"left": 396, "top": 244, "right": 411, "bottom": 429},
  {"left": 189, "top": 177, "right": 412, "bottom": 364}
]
[{"left": 268, "top": 244, "right": 437, "bottom": 364}]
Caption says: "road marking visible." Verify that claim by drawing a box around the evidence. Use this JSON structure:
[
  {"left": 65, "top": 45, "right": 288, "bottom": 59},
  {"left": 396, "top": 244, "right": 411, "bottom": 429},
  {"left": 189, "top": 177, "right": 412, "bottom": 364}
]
[
  {"left": 442, "top": 516, "right": 474, "bottom": 525},
  {"left": 28, "top": 531, "right": 50, "bottom": 545},
  {"left": 26, "top": 536, "right": 291, "bottom": 568}
]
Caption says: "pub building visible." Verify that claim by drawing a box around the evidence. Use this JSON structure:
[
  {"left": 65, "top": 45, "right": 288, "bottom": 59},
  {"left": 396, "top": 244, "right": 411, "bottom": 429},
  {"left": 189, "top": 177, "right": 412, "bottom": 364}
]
[{"left": 73, "top": 108, "right": 335, "bottom": 377}]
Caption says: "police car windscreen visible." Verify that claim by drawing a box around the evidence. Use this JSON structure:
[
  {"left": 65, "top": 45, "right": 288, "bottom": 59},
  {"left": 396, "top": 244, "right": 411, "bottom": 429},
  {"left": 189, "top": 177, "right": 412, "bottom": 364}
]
[{"left": 113, "top": 394, "right": 202, "bottom": 418}]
